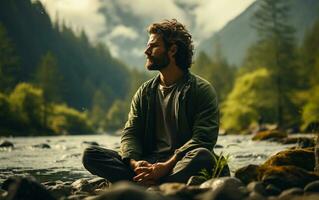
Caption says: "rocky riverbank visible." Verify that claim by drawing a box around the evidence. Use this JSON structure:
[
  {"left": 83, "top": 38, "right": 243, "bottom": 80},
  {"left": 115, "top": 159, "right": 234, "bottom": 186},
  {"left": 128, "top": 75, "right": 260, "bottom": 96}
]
[{"left": 0, "top": 133, "right": 318, "bottom": 200}]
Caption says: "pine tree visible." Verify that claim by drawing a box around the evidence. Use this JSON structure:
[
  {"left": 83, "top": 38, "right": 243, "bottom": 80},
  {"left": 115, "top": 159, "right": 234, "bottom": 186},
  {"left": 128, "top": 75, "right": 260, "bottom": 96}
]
[
  {"left": 34, "top": 51, "right": 62, "bottom": 127},
  {"left": 252, "top": 0, "right": 297, "bottom": 128}
]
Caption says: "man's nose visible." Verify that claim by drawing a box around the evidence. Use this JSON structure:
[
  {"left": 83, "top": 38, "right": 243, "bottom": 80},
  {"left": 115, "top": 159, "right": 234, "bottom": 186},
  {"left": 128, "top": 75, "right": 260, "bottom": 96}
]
[{"left": 144, "top": 47, "right": 151, "bottom": 56}]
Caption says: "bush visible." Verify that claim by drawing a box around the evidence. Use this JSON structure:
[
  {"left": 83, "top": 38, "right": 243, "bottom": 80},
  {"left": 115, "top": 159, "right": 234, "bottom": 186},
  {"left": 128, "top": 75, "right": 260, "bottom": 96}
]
[
  {"left": 8, "top": 83, "right": 44, "bottom": 132},
  {"left": 221, "top": 68, "right": 276, "bottom": 131},
  {"left": 301, "top": 85, "right": 319, "bottom": 132},
  {"left": 49, "top": 104, "right": 94, "bottom": 134}
]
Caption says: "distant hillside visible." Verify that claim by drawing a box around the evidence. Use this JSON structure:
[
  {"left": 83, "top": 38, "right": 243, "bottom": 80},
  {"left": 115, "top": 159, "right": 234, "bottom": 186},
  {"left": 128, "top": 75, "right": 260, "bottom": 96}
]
[
  {"left": 198, "top": 0, "right": 319, "bottom": 66},
  {"left": 0, "top": 0, "right": 130, "bottom": 110}
]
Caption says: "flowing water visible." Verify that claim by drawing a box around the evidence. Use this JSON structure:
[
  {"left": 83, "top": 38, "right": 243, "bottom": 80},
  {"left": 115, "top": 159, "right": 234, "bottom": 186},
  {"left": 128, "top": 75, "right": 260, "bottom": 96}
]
[{"left": 0, "top": 134, "right": 296, "bottom": 185}]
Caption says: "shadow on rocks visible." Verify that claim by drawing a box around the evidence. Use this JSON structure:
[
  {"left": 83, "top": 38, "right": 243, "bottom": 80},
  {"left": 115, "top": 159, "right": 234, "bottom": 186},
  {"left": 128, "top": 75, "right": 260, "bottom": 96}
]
[
  {"left": 88, "top": 181, "right": 176, "bottom": 200},
  {"left": 1, "top": 176, "right": 56, "bottom": 200}
]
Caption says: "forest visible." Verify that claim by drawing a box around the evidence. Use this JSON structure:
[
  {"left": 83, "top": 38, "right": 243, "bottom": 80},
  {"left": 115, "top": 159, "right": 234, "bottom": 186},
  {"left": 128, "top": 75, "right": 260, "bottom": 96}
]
[{"left": 0, "top": 0, "right": 318, "bottom": 135}]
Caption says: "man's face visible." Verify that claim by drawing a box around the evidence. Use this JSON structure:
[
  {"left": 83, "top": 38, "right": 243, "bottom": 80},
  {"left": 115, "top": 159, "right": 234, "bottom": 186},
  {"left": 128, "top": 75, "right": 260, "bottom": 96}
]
[{"left": 144, "top": 33, "right": 170, "bottom": 71}]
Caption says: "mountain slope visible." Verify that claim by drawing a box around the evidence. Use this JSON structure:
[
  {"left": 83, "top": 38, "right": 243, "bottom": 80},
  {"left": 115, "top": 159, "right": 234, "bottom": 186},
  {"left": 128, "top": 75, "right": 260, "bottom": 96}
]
[{"left": 198, "top": 0, "right": 319, "bottom": 66}]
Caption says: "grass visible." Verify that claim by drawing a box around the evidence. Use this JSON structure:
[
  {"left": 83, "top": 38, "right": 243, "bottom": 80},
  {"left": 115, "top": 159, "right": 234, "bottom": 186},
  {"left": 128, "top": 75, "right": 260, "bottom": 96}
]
[{"left": 199, "top": 151, "right": 230, "bottom": 180}]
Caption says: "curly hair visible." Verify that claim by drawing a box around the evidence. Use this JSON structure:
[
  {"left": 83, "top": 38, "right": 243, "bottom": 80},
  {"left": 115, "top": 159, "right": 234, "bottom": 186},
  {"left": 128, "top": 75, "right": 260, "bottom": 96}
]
[{"left": 147, "top": 19, "right": 194, "bottom": 71}]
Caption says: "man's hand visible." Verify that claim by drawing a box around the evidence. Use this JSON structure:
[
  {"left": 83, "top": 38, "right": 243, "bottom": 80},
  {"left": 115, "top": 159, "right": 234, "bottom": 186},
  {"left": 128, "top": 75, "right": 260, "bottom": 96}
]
[
  {"left": 133, "top": 162, "right": 170, "bottom": 182},
  {"left": 130, "top": 159, "right": 152, "bottom": 171},
  {"left": 133, "top": 154, "right": 179, "bottom": 185}
]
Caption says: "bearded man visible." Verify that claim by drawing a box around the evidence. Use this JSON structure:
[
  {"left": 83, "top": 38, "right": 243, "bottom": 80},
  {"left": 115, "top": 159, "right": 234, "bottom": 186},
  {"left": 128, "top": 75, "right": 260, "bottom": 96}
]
[{"left": 82, "top": 19, "right": 229, "bottom": 185}]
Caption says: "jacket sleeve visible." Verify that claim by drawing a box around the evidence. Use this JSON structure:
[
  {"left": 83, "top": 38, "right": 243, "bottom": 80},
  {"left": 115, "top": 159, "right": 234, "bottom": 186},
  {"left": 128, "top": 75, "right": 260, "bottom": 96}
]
[
  {"left": 174, "top": 81, "right": 219, "bottom": 159},
  {"left": 120, "top": 86, "right": 143, "bottom": 161}
]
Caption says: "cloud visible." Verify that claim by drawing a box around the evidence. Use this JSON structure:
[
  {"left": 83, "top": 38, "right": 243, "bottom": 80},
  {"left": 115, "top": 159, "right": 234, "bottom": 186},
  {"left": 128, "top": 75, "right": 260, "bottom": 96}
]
[
  {"left": 39, "top": 0, "right": 106, "bottom": 41},
  {"left": 109, "top": 25, "right": 138, "bottom": 40},
  {"left": 193, "top": 0, "right": 255, "bottom": 39}
]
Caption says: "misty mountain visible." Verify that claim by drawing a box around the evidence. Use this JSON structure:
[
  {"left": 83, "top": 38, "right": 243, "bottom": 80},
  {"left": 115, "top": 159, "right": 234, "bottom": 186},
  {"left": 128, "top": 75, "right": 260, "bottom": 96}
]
[{"left": 197, "top": 0, "right": 319, "bottom": 67}]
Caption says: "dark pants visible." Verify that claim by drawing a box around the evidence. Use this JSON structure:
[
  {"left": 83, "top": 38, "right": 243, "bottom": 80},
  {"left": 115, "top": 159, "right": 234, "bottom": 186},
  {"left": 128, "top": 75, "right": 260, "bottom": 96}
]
[{"left": 82, "top": 146, "right": 229, "bottom": 183}]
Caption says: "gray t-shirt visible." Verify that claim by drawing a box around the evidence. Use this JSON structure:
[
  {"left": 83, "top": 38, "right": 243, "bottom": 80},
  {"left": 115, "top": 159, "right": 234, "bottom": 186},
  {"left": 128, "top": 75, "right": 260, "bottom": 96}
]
[{"left": 154, "top": 79, "right": 185, "bottom": 156}]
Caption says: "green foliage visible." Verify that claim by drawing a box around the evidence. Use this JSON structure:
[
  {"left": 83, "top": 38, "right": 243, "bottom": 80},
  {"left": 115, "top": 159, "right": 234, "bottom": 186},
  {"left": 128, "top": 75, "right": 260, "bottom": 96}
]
[
  {"left": 301, "top": 85, "right": 319, "bottom": 132},
  {"left": 103, "top": 100, "right": 129, "bottom": 131},
  {"left": 222, "top": 68, "right": 276, "bottom": 131},
  {"left": 9, "top": 83, "right": 44, "bottom": 132},
  {"left": 251, "top": 0, "right": 298, "bottom": 128},
  {"left": 49, "top": 104, "right": 94, "bottom": 134},
  {"left": 192, "top": 49, "right": 235, "bottom": 102},
  {"left": 0, "top": 23, "right": 19, "bottom": 92},
  {"left": 199, "top": 152, "right": 230, "bottom": 180}
]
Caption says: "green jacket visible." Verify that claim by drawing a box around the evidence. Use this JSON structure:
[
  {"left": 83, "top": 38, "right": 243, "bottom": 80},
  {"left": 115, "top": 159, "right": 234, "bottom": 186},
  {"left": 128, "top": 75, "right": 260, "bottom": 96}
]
[{"left": 120, "top": 72, "right": 219, "bottom": 161}]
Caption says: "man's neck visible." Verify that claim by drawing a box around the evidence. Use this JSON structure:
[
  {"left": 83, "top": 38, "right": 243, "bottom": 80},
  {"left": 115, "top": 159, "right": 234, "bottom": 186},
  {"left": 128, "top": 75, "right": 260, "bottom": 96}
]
[{"left": 159, "top": 64, "right": 184, "bottom": 87}]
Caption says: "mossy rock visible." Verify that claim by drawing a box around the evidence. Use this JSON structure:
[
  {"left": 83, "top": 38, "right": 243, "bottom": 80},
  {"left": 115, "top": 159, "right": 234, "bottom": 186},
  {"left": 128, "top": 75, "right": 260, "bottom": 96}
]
[
  {"left": 234, "top": 164, "right": 260, "bottom": 185},
  {"left": 252, "top": 130, "right": 288, "bottom": 141},
  {"left": 261, "top": 147, "right": 315, "bottom": 171},
  {"left": 260, "top": 165, "right": 319, "bottom": 190}
]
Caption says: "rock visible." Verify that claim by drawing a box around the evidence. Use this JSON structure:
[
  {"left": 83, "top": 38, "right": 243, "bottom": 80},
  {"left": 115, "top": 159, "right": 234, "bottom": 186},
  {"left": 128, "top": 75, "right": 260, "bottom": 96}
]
[
  {"left": 252, "top": 130, "right": 287, "bottom": 141},
  {"left": 186, "top": 175, "right": 207, "bottom": 186},
  {"left": 265, "top": 184, "right": 281, "bottom": 196},
  {"left": 0, "top": 140, "right": 14, "bottom": 148},
  {"left": 280, "top": 137, "right": 315, "bottom": 148},
  {"left": 214, "top": 144, "right": 223, "bottom": 148},
  {"left": 82, "top": 141, "right": 99, "bottom": 146},
  {"left": 199, "top": 177, "right": 248, "bottom": 200},
  {"left": 261, "top": 166, "right": 319, "bottom": 190},
  {"left": 71, "top": 178, "right": 94, "bottom": 193},
  {"left": 304, "top": 180, "right": 319, "bottom": 193},
  {"left": 89, "top": 181, "right": 170, "bottom": 200},
  {"left": 261, "top": 147, "right": 315, "bottom": 171},
  {"left": 2, "top": 176, "right": 55, "bottom": 200},
  {"left": 315, "top": 135, "right": 319, "bottom": 173},
  {"left": 159, "top": 182, "right": 208, "bottom": 199},
  {"left": 88, "top": 177, "right": 111, "bottom": 193},
  {"left": 246, "top": 191, "right": 266, "bottom": 200},
  {"left": 32, "top": 143, "right": 51, "bottom": 149},
  {"left": 44, "top": 181, "right": 72, "bottom": 199},
  {"left": 278, "top": 187, "right": 303, "bottom": 199},
  {"left": 235, "top": 164, "right": 260, "bottom": 184},
  {"left": 246, "top": 181, "right": 266, "bottom": 196},
  {"left": 67, "top": 194, "right": 90, "bottom": 199}
]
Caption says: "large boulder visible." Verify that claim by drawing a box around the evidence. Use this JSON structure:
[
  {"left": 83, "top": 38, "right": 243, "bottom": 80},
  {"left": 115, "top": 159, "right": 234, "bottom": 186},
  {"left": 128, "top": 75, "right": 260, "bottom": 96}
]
[{"left": 261, "top": 147, "right": 315, "bottom": 171}]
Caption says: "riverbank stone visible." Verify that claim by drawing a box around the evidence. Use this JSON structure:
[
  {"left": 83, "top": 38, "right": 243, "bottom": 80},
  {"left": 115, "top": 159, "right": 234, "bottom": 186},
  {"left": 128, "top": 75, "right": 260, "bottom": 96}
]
[
  {"left": 32, "top": 143, "right": 51, "bottom": 148},
  {"left": 2, "top": 176, "right": 55, "bottom": 200},
  {"left": 0, "top": 140, "right": 13, "bottom": 148},
  {"left": 261, "top": 166, "right": 319, "bottom": 190},
  {"left": 304, "top": 180, "right": 319, "bottom": 193},
  {"left": 252, "top": 130, "right": 287, "bottom": 141},
  {"left": 235, "top": 164, "right": 260, "bottom": 184},
  {"left": 246, "top": 181, "right": 266, "bottom": 196},
  {"left": 82, "top": 141, "right": 99, "bottom": 146},
  {"left": 278, "top": 187, "right": 304, "bottom": 199},
  {"left": 89, "top": 181, "right": 171, "bottom": 200},
  {"left": 261, "top": 147, "right": 315, "bottom": 171},
  {"left": 199, "top": 177, "right": 248, "bottom": 200}
]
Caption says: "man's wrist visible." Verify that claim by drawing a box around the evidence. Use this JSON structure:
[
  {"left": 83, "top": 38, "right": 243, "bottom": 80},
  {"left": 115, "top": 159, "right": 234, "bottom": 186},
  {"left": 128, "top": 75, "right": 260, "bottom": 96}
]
[{"left": 129, "top": 159, "right": 137, "bottom": 169}]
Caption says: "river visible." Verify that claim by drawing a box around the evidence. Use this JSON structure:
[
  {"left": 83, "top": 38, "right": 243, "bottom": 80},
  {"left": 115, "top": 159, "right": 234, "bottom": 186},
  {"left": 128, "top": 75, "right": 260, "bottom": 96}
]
[{"left": 0, "top": 134, "right": 295, "bottom": 185}]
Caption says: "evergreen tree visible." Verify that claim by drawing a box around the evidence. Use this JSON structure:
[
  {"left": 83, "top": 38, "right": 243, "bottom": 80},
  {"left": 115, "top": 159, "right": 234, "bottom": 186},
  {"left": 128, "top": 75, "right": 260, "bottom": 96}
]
[
  {"left": 252, "top": 0, "right": 298, "bottom": 128},
  {"left": 34, "top": 51, "right": 62, "bottom": 127},
  {"left": 0, "top": 23, "right": 19, "bottom": 92}
]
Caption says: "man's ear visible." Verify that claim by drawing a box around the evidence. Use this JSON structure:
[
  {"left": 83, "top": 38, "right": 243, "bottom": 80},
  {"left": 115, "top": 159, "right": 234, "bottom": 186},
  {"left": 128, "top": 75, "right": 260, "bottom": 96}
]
[{"left": 169, "top": 44, "right": 177, "bottom": 57}]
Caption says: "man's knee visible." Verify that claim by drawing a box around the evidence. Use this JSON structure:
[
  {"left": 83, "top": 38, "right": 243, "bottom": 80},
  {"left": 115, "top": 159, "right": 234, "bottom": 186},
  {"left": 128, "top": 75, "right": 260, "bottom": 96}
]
[
  {"left": 82, "top": 146, "right": 97, "bottom": 169},
  {"left": 187, "top": 147, "right": 214, "bottom": 161}
]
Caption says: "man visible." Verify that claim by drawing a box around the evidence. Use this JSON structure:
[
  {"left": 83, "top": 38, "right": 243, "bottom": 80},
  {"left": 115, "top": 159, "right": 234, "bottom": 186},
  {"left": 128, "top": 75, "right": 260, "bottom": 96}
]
[{"left": 82, "top": 19, "right": 228, "bottom": 185}]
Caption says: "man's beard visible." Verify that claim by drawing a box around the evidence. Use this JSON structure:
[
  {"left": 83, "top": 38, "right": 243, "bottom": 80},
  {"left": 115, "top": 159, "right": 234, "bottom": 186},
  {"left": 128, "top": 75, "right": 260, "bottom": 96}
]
[{"left": 145, "top": 52, "right": 170, "bottom": 70}]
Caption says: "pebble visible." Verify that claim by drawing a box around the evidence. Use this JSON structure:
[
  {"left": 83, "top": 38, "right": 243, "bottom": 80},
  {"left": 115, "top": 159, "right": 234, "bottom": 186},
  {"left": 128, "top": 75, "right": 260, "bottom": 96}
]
[
  {"left": 304, "top": 180, "right": 319, "bottom": 193},
  {"left": 0, "top": 140, "right": 14, "bottom": 148},
  {"left": 32, "top": 143, "right": 51, "bottom": 148},
  {"left": 246, "top": 181, "right": 266, "bottom": 196}
]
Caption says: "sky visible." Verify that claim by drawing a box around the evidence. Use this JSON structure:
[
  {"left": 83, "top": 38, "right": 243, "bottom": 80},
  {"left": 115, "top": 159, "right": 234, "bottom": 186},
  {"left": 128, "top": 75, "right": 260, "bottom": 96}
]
[
  {"left": 38, "top": 0, "right": 256, "bottom": 67},
  {"left": 39, "top": 0, "right": 255, "bottom": 40}
]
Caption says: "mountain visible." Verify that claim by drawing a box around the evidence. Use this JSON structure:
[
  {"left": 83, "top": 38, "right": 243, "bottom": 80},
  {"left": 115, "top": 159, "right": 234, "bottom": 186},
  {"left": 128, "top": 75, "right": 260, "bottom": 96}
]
[
  {"left": 0, "top": 0, "right": 130, "bottom": 110},
  {"left": 197, "top": 0, "right": 319, "bottom": 67}
]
